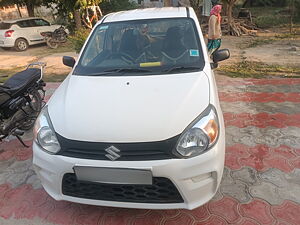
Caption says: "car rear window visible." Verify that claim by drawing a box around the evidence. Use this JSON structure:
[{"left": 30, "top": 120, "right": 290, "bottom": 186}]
[{"left": 0, "top": 23, "right": 12, "bottom": 30}]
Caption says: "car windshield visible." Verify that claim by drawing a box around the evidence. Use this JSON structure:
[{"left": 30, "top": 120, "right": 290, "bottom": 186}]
[
  {"left": 0, "top": 22, "right": 12, "bottom": 29},
  {"left": 74, "top": 18, "right": 205, "bottom": 76}
]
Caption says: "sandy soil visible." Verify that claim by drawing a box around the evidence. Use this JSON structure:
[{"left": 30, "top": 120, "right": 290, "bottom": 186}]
[
  {"left": 0, "top": 44, "right": 76, "bottom": 76},
  {"left": 221, "top": 36, "right": 300, "bottom": 67},
  {"left": 243, "top": 40, "right": 300, "bottom": 66}
]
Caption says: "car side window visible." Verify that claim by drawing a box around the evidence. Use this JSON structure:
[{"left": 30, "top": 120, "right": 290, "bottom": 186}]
[
  {"left": 28, "top": 20, "right": 37, "bottom": 27},
  {"left": 17, "top": 20, "right": 31, "bottom": 28},
  {"left": 81, "top": 28, "right": 107, "bottom": 66},
  {"left": 34, "top": 19, "right": 50, "bottom": 26}
]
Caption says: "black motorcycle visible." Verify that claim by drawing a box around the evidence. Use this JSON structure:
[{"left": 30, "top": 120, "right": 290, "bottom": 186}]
[
  {"left": 0, "top": 62, "right": 46, "bottom": 146},
  {"left": 41, "top": 26, "right": 68, "bottom": 49}
]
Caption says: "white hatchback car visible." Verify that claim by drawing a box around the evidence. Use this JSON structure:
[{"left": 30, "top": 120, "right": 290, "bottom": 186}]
[
  {"left": 0, "top": 17, "right": 61, "bottom": 51},
  {"left": 33, "top": 7, "right": 230, "bottom": 210}
]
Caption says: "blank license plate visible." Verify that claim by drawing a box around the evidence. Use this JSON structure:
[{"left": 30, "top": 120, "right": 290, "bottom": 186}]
[{"left": 73, "top": 166, "right": 153, "bottom": 185}]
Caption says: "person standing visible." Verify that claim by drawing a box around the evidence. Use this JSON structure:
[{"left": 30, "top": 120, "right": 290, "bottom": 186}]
[{"left": 207, "top": 4, "right": 222, "bottom": 56}]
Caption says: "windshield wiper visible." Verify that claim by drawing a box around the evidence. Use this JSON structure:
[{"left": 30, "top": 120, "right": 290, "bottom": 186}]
[
  {"left": 84, "top": 68, "right": 152, "bottom": 76},
  {"left": 163, "top": 66, "right": 201, "bottom": 73},
  {"left": 103, "top": 68, "right": 152, "bottom": 73}
]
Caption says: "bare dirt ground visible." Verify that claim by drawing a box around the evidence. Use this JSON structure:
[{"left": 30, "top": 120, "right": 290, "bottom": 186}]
[
  {"left": 0, "top": 44, "right": 76, "bottom": 79},
  {"left": 221, "top": 35, "right": 300, "bottom": 67}
]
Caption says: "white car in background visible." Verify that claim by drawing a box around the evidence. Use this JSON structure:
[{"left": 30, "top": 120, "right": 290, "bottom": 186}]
[
  {"left": 33, "top": 7, "right": 230, "bottom": 210},
  {"left": 0, "top": 17, "right": 61, "bottom": 51}
]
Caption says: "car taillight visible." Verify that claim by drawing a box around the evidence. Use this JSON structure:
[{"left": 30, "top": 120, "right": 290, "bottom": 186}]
[{"left": 4, "top": 30, "right": 14, "bottom": 37}]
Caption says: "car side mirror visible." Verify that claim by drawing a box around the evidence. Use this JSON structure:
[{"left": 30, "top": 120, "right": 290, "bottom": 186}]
[
  {"left": 210, "top": 62, "right": 218, "bottom": 69},
  {"left": 213, "top": 49, "right": 230, "bottom": 63},
  {"left": 63, "top": 56, "right": 75, "bottom": 68}
]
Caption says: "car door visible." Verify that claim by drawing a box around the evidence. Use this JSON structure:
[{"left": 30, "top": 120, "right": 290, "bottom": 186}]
[
  {"left": 34, "top": 19, "right": 54, "bottom": 42},
  {"left": 31, "top": 19, "right": 52, "bottom": 44},
  {"left": 15, "top": 19, "right": 40, "bottom": 46}
]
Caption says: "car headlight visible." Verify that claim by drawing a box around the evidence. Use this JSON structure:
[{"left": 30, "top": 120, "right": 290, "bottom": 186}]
[
  {"left": 33, "top": 106, "right": 60, "bottom": 154},
  {"left": 175, "top": 105, "right": 220, "bottom": 158}
]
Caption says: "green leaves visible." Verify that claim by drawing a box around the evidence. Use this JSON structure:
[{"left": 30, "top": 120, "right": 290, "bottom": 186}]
[{"left": 68, "top": 28, "right": 90, "bottom": 53}]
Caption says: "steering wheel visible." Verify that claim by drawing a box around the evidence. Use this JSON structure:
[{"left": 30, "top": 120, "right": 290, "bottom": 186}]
[{"left": 105, "top": 52, "right": 136, "bottom": 64}]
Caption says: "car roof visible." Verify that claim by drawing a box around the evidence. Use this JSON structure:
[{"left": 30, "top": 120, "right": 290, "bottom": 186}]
[
  {"left": 104, "top": 7, "right": 189, "bottom": 23},
  {"left": 2, "top": 17, "right": 42, "bottom": 23}
]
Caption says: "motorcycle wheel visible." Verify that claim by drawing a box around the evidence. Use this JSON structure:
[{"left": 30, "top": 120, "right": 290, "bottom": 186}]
[
  {"left": 47, "top": 38, "right": 59, "bottom": 49},
  {"left": 19, "top": 91, "right": 43, "bottom": 131}
]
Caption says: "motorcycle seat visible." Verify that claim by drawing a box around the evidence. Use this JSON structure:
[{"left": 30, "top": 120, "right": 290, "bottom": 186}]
[{"left": 3, "top": 68, "right": 41, "bottom": 96}]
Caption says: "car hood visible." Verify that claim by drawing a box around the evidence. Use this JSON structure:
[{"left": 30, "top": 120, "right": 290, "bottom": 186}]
[{"left": 48, "top": 72, "right": 210, "bottom": 142}]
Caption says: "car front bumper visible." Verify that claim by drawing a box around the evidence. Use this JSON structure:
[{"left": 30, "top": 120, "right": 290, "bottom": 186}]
[
  {"left": 33, "top": 131, "right": 225, "bottom": 210},
  {"left": 0, "top": 38, "right": 15, "bottom": 47}
]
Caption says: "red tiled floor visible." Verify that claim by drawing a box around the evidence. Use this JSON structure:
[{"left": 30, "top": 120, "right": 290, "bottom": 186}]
[
  {"left": 219, "top": 92, "right": 300, "bottom": 102},
  {"left": 224, "top": 113, "right": 300, "bottom": 128},
  {"left": 208, "top": 197, "right": 241, "bottom": 224},
  {"left": 0, "top": 140, "right": 32, "bottom": 161},
  {"left": 1, "top": 78, "right": 300, "bottom": 225},
  {"left": 216, "top": 77, "right": 300, "bottom": 86},
  {"left": 225, "top": 144, "right": 300, "bottom": 172},
  {"left": 272, "top": 201, "right": 300, "bottom": 225},
  {"left": 239, "top": 200, "right": 275, "bottom": 225}
]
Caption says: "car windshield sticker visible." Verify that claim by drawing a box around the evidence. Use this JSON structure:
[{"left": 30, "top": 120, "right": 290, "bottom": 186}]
[
  {"left": 100, "top": 25, "right": 109, "bottom": 30},
  {"left": 140, "top": 62, "right": 162, "bottom": 67},
  {"left": 190, "top": 49, "right": 199, "bottom": 57}
]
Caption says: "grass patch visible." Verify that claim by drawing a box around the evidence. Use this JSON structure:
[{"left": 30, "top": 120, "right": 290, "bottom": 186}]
[
  {"left": 239, "top": 33, "right": 300, "bottom": 49},
  {"left": 43, "top": 74, "right": 68, "bottom": 82},
  {"left": 248, "top": 7, "right": 283, "bottom": 17},
  {"left": 254, "top": 15, "right": 290, "bottom": 29},
  {"left": 0, "top": 67, "right": 24, "bottom": 83},
  {"left": 249, "top": 7, "right": 300, "bottom": 29},
  {"left": 275, "top": 32, "right": 300, "bottom": 39},
  {"left": 0, "top": 67, "right": 67, "bottom": 83},
  {"left": 219, "top": 61, "right": 300, "bottom": 78},
  {"left": 239, "top": 38, "right": 275, "bottom": 49},
  {"left": 45, "top": 41, "right": 74, "bottom": 54},
  {"left": 33, "top": 41, "right": 74, "bottom": 57}
]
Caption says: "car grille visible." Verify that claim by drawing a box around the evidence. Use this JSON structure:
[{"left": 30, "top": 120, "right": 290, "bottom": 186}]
[
  {"left": 62, "top": 173, "right": 184, "bottom": 204},
  {"left": 56, "top": 133, "right": 180, "bottom": 161}
]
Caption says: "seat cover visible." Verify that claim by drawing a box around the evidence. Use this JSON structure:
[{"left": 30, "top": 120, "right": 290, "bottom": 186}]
[{"left": 4, "top": 68, "right": 41, "bottom": 96}]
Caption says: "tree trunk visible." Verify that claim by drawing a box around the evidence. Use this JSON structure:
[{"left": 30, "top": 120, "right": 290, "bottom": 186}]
[
  {"left": 26, "top": 2, "right": 35, "bottom": 17},
  {"left": 74, "top": 10, "right": 82, "bottom": 30},
  {"left": 290, "top": 0, "right": 295, "bottom": 34},
  {"left": 164, "top": 0, "right": 172, "bottom": 7},
  {"left": 222, "top": 1, "right": 228, "bottom": 16},
  {"left": 227, "top": 2, "right": 234, "bottom": 24},
  {"left": 16, "top": 4, "right": 22, "bottom": 18}
]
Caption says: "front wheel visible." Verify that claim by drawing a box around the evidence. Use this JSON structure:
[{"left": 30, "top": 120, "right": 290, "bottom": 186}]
[
  {"left": 15, "top": 38, "right": 29, "bottom": 51},
  {"left": 19, "top": 90, "right": 43, "bottom": 131},
  {"left": 46, "top": 38, "right": 58, "bottom": 49}
]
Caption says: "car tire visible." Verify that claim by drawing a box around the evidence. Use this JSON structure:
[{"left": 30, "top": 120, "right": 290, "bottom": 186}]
[
  {"left": 14, "top": 38, "right": 29, "bottom": 51},
  {"left": 46, "top": 38, "right": 58, "bottom": 49}
]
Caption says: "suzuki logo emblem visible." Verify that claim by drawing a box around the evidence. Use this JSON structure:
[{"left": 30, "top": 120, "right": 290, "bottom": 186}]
[{"left": 105, "top": 146, "right": 121, "bottom": 161}]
